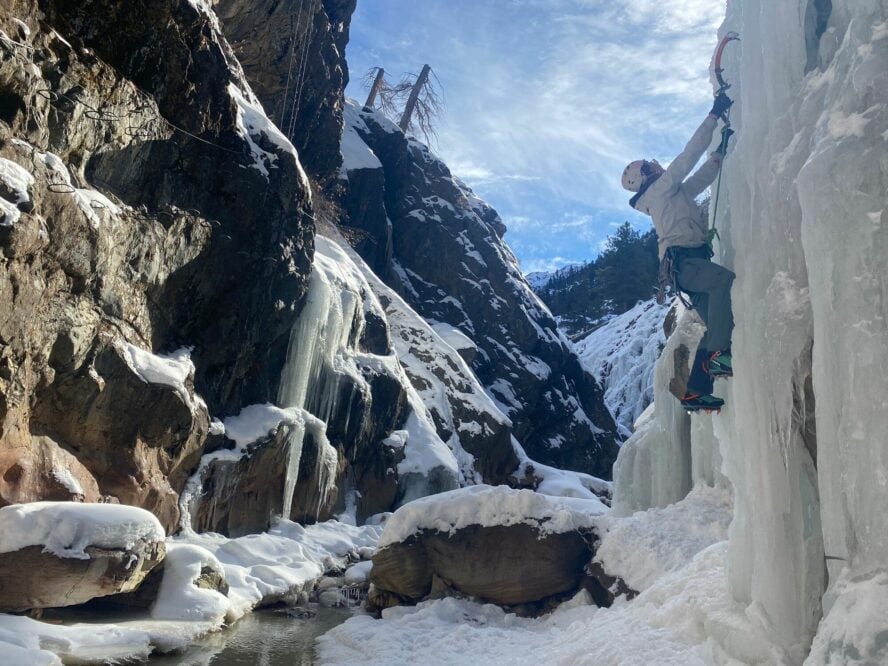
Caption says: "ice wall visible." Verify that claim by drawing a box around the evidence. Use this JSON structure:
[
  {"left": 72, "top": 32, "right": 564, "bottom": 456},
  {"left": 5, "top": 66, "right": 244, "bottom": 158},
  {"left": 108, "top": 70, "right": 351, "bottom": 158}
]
[
  {"left": 611, "top": 306, "right": 728, "bottom": 515},
  {"left": 717, "top": 0, "right": 887, "bottom": 660},
  {"left": 614, "top": 2, "right": 887, "bottom": 660}
]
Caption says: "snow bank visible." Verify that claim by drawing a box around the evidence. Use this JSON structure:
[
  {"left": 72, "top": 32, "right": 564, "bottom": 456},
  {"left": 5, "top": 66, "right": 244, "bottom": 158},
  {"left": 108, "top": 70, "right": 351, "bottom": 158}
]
[
  {"left": 593, "top": 486, "right": 732, "bottom": 592},
  {"left": 119, "top": 342, "right": 195, "bottom": 406},
  {"left": 378, "top": 485, "right": 606, "bottom": 548},
  {"left": 0, "top": 158, "right": 33, "bottom": 202},
  {"left": 150, "top": 543, "right": 229, "bottom": 623},
  {"left": 0, "top": 502, "right": 164, "bottom": 559},
  {"left": 320, "top": 542, "right": 785, "bottom": 666},
  {"left": 0, "top": 516, "right": 382, "bottom": 664},
  {"left": 220, "top": 403, "right": 304, "bottom": 448},
  {"left": 428, "top": 320, "right": 478, "bottom": 356},
  {"left": 0, "top": 614, "right": 153, "bottom": 665},
  {"left": 176, "top": 518, "right": 382, "bottom": 620},
  {"left": 340, "top": 100, "right": 383, "bottom": 174},
  {"left": 512, "top": 437, "right": 611, "bottom": 501}
]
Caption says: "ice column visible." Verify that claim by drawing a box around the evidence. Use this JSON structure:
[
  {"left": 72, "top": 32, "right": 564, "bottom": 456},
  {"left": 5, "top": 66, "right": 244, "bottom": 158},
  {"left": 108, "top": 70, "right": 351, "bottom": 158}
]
[
  {"left": 716, "top": 0, "right": 832, "bottom": 657},
  {"left": 612, "top": 307, "right": 706, "bottom": 515}
]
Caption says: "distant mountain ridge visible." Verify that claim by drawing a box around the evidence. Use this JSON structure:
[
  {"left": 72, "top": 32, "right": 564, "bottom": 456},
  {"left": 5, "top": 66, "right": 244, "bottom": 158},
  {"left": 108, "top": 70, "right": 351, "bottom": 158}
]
[{"left": 527, "top": 223, "right": 659, "bottom": 339}]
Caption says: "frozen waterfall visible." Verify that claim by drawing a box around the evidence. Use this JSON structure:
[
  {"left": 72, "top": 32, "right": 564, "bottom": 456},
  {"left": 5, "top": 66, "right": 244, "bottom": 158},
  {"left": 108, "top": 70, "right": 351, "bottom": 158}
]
[{"left": 613, "top": 0, "right": 888, "bottom": 661}]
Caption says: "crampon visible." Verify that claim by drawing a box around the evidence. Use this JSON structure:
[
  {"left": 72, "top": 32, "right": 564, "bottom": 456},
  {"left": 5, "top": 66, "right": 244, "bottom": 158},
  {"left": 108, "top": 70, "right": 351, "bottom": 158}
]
[{"left": 680, "top": 392, "right": 725, "bottom": 414}]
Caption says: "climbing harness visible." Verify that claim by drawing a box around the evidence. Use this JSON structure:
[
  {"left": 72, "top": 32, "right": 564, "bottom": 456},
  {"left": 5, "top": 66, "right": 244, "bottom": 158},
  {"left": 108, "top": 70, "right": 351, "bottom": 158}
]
[
  {"left": 656, "top": 246, "right": 712, "bottom": 309},
  {"left": 708, "top": 31, "right": 740, "bottom": 247}
]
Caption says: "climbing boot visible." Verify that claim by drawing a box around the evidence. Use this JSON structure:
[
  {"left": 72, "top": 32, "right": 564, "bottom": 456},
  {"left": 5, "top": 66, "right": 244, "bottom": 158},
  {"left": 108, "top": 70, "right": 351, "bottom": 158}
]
[
  {"left": 680, "top": 392, "right": 725, "bottom": 413},
  {"left": 706, "top": 351, "right": 732, "bottom": 378}
]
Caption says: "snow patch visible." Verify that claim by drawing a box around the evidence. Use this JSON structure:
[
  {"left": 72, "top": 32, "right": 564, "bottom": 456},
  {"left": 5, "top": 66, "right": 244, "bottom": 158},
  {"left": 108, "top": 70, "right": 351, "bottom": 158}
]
[
  {"left": 378, "top": 485, "right": 605, "bottom": 549},
  {"left": 0, "top": 502, "right": 164, "bottom": 560}
]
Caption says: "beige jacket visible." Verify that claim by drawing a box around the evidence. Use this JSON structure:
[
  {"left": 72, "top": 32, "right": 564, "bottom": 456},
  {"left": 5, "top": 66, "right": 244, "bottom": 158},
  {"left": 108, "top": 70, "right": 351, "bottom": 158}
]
[{"left": 635, "top": 115, "right": 722, "bottom": 259}]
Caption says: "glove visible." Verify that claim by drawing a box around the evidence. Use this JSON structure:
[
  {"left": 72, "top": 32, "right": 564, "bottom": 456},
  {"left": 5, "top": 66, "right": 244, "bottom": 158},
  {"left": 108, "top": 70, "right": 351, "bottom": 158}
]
[
  {"left": 715, "top": 128, "right": 735, "bottom": 155},
  {"left": 710, "top": 92, "right": 733, "bottom": 118}
]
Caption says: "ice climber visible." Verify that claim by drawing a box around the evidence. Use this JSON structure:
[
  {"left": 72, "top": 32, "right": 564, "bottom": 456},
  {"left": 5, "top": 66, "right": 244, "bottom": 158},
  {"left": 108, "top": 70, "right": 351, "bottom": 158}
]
[{"left": 620, "top": 92, "right": 735, "bottom": 412}]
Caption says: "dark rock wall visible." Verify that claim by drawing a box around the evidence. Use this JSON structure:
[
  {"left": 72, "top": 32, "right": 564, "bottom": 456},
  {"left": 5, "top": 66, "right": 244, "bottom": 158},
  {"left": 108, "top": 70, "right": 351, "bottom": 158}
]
[
  {"left": 215, "top": 0, "right": 356, "bottom": 183},
  {"left": 342, "top": 106, "right": 620, "bottom": 477},
  {"left": 0, "top": 0, "right": 315, "bottom": 530}
]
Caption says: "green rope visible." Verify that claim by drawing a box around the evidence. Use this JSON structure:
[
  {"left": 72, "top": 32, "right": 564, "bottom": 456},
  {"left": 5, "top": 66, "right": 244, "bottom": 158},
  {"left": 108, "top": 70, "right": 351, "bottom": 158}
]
[{"left": 708, "top": 114, "right": 733, "bottom": 248}]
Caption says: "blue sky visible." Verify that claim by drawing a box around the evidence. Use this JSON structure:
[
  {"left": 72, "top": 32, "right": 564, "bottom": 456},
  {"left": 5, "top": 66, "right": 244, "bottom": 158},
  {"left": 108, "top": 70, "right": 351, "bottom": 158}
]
[{"left": 344, "top": 0, "right": 726, "bottom": 273}]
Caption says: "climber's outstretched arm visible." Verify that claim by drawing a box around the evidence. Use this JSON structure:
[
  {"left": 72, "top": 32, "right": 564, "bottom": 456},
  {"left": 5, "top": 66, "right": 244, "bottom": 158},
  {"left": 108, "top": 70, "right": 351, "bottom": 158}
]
[
  {"left": 684, "top": 152, "right": 723, "bottom": 197},
  {"left": 660, "top": 115, "right": 719, "bottom": 191}
]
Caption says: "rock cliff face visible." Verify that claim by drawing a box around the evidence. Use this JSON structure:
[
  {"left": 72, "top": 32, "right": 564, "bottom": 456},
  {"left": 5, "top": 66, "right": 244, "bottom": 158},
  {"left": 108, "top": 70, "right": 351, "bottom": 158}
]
[
  {"left": 0, "top": 0, "right": 313, "bottom": 531},
  {"left": 341, "top": 103, "right": 619, "bottom": 477},
  {"left": 215, "top": 0, "right": 355, "bottom": 183},
  {"left": 0, "top": 0, "right": 619, "bottom": 545}
]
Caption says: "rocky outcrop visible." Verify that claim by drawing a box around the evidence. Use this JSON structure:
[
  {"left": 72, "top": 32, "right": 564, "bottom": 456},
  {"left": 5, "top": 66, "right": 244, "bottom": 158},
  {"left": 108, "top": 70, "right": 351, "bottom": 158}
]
[
  {"left": 0, "top": 540, "right": 165, "bottom": 612},
  {"left": 341, "top": 103, "right": 619, "bottom": 477},
  {"left": 216, "top": 0, "right": 356, "bottom": 183},
  {"left": 370, "top": 524, "right": 592, "bottom": 610},
  {"left": 0, "top": 1, "right": 313, "bottom": 525}
]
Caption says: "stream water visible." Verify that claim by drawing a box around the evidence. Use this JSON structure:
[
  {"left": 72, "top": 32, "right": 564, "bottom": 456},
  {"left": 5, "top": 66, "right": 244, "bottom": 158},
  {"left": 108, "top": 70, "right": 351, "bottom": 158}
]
[
  {"left": 41, "top": 603, "right": 355, "bottom": 665},
  {"left": 149, "top": 606, "right": 355, "bottom": 665}
]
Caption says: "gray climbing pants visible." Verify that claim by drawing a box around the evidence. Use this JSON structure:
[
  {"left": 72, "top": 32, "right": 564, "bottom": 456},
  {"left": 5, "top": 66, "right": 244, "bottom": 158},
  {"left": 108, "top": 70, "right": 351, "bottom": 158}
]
[
  {"left": 670, "top": 245, "right": 735, "bottom": 395},
  {"left": 671, "top": 245, "right": 735, "bottom": 353}
]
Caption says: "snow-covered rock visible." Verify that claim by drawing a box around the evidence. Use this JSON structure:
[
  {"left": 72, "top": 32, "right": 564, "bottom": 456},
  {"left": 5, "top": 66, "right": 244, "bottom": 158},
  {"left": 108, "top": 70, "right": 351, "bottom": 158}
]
[
  {"left": 371, "top": 486, "right": 606, "bottom": 610},
  {"left": 340, "top": 100, "right": 619, "bottom": 478},
  {"left": 0, "top": 502, "right": 165, "bottom": 611}
]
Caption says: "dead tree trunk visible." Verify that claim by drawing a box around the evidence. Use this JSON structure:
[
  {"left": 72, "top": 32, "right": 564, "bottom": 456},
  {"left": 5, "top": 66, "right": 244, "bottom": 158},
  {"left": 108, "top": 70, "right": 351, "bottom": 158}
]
[
  {"left": 364, "top": 68, "right": 385, "bottom": 109},
  {"left": 398, "top": 64, "right": 431, "bottom": 133}
]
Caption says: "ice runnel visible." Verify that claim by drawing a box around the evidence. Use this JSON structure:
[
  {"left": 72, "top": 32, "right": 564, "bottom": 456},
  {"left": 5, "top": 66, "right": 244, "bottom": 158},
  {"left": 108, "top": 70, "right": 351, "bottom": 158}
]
[{"left": 274, "top": 235, "right": 459, "bottom": 520}]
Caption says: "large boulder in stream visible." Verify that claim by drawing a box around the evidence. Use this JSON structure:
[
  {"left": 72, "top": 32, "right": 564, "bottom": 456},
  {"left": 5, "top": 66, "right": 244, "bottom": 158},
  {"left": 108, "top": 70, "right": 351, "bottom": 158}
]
[
  {"left": 0, "top": 502, "right": 166, "bottom": 612},
  {"left": 369, "top": 486, "right": 607, "bottom": 612}
]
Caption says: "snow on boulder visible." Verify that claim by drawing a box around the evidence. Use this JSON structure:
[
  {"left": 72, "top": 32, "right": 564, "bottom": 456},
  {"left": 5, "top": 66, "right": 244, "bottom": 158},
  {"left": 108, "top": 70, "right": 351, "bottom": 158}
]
[
  {"left": 370, "top": 486, "right": 605, "bottom": 611},
  {"left": 0, "top": 502, "right": 165, "bottom": 611}
]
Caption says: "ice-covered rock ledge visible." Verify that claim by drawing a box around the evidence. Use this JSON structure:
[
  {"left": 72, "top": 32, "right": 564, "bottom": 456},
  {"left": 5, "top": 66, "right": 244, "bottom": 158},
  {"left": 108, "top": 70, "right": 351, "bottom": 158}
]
[{"left": 369, "top": 486, "right": 609, "bottom": 613}]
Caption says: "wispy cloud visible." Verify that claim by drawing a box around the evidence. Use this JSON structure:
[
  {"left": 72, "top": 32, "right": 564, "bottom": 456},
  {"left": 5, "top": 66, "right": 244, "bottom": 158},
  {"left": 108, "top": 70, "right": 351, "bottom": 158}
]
[{"left": 345, "top": 0, "right": 726, "bottom": 271}]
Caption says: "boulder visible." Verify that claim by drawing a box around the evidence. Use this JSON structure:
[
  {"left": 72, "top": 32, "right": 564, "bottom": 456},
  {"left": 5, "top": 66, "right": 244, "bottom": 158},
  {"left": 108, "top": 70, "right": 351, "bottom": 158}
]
[
  {"left": 0, "top": 502, "right": 166, "bottom": 612},
  {"left": 371, "top": 524, "right": 591, "bottom": 608},
  {"left": 369, "top": 486, "right": 605, "bottom": 612},
  {"left": 0, "top": 542, "right": 165, "bottom": 612}
]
